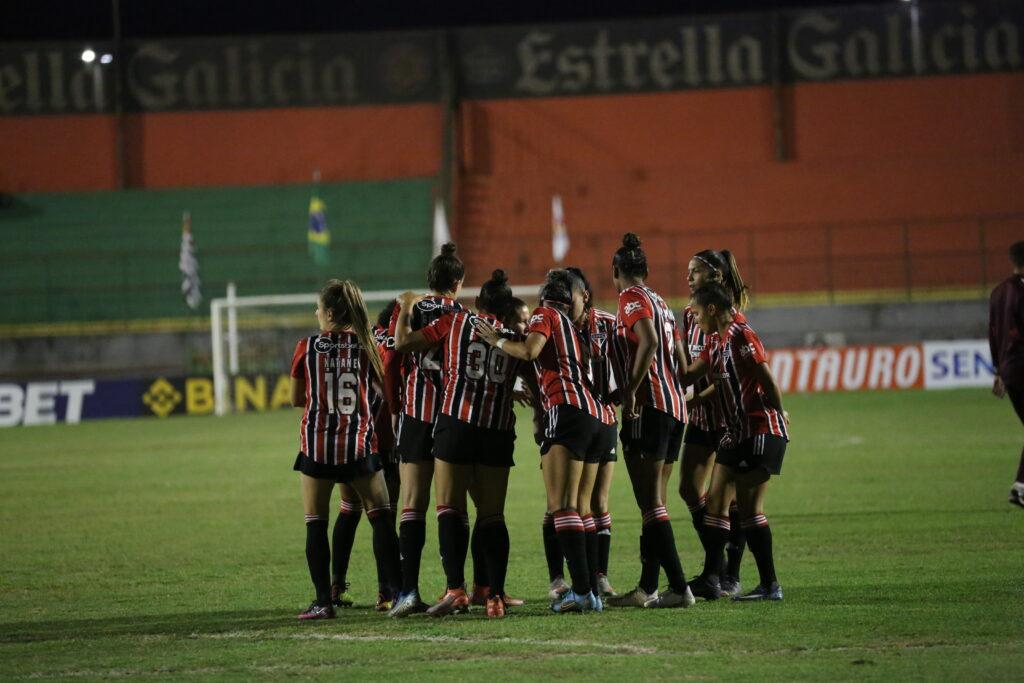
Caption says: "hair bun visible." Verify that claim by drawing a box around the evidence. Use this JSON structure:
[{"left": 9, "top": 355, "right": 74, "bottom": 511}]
[
  {"left": 490, "top": 268, "right": 508, "bottom": 284},
  {"left": 441, "top": 242, "right": 457, "bottom": 257},
  {"left": 622, "top": 232, "right": 641, "bottom": 249}
]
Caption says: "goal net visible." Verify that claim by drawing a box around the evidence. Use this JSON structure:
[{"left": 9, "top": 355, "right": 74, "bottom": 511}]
[{"left": 209, "top": 282, "right": 542, "bottom": 415}]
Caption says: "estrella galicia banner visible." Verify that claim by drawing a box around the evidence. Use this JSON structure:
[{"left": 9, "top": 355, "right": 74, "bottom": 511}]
[{"left": 0, "top": 1, "right": 1020, "bottom": 115}]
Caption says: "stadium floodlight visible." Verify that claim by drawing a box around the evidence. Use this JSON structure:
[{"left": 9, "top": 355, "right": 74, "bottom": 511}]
[
  {"left": 209, "top": 282, "right": 544, "bottom": 416},
  {"left": 81, "top": 48, "right": 96, "bottom": 63},
  {"left": 100, "top": 53, "right": 113, "bottom": 64}
]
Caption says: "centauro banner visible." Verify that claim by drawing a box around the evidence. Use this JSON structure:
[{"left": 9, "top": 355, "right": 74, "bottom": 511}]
[{"left": 0, "top": 1, "right": 1020, "bottom": 114}]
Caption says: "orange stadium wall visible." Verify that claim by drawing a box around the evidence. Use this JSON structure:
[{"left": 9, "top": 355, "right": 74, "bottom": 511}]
[{"left": 453, "top": 71, "right": 1024, "bottom": 298}]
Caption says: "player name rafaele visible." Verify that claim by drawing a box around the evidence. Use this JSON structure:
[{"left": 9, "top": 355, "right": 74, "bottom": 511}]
[{"left": 0, "top": 1, "right": 1020, "bottom": 115}]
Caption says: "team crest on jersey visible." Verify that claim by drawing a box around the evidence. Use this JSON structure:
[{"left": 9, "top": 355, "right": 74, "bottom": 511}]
[
  {"left": 591, "top": 332, "right": 606, "bottom": 343},
  {"left": 624, "top": 301, "right": 642, "bottom": 315}
]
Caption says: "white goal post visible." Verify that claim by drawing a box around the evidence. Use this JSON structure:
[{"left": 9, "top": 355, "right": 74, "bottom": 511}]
[{"left": 210, "top": 282, "right": 543, "bottom": 416}]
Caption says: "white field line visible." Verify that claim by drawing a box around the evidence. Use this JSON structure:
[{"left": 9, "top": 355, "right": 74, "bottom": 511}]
[{"left": 193, "top": 629, "right": 658, "bottom": 655}]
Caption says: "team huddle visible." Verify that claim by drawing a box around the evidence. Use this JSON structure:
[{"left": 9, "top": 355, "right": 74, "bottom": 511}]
[{"left": 288, "top": 233, "right": 790, "bottom": 619}]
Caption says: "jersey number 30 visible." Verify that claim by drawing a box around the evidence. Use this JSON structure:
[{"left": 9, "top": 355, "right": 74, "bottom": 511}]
[{"left": 465, "top": 341, "right": 509, "bottom": 382}]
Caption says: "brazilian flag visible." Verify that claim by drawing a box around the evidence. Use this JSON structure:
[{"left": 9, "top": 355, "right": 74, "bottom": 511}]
[{"left": 307, "top": 195, "right": 330, "bottom": 267}]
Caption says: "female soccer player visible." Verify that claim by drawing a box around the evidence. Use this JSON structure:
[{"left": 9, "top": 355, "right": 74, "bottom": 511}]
[
  {"left": 606, "top": 233, "right": 694, "bottom": 609},
  {"left": 393, "top": 270, "right": 526, "bottom": 617},
  {"left": 684, "top": 282, "right": 789, "bottom": 601},
  {"left": 475, "top": 269, "right": 605, "bottom": 613},
  {"left": 679, "top": 250, "right": 750, "bottom": 597},
  {"left": 567, "top": 266, "right": 621, "bottom": 599},
  {"left": 387, "top": 243, "right": 466, "bottom": 615},
  {"left": 289, "top": 279, "right": 402, "bottom": 619}
]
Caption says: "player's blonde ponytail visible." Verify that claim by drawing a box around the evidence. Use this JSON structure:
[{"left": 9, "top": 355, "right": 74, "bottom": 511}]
[{"left": 320, "top": 279, "right": 386, "bottom": 382}]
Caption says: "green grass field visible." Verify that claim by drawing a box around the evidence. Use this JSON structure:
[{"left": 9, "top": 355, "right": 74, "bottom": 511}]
[{"left": 1, "top": 389, "right": 1022, "bottom": 681}]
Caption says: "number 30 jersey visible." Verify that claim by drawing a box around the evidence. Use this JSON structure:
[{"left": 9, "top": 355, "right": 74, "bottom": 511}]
[
  {"left": 388, "top": 295, "right": 465, "bottom": 424},
  {"left": 290, "top": 330, "right": 376, "bottom": 465},
  {"left": 421, "top": 311, "right": 522, "bottom": 431}
]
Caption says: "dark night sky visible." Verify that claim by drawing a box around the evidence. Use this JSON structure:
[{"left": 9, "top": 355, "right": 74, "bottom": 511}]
[{"left": 3, "top": 0, "right": 902, "bottom": 41}]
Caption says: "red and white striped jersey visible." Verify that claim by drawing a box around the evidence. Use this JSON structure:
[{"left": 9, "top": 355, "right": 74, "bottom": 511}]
[
  {"left": 371, "top": 324, "right": 396, "bottom": 453},
  {"left": 617, "top": 285, "right": 686, "bottom": 421},
  {"left": 421, "top": 311, "right": 522, "bottom": 430},
  {"left": 290, "top": 330, "right": 377, "bottom": 465},
  {"left": 388, "top": 296, "right": 465, "bottom": 424},
  {"left": 580, "top": 307, "right": 621, "bottom": 425},
  {"left": 681, "top": 305, "right": 747, "bottom": 432},
  {"left": 528, "top": 306, "right": 602, "bottom": 419},
  {"left": 700, "top": 320, "right": 788, "bottom": 449}
]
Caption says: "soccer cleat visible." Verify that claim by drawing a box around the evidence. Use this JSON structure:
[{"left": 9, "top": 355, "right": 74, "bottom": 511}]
[
  {"left": 470, "top": 584, "right": 490, "bottom": 606},
  {"left": 644, "top": 586, "right": 696, "bottom": 609},
  {"left": 486, "top": 596, "right": 506, "bottom": 618},
  {"left": 589, "top": 591, "right": 604, "bottom": 613},
  {"left": 606, "top": 586, "right": 654, "bottom": 607},
  {"left": 551, "top": 589, "right": 584, "bottom": 613},
  {"left": 719, "top": 576, "right": 742, "bottom": 598},
  {"left": 502, "top": 593, "right": 525, "bottom": 607},
  {"left": 331, "top": 582, "right": 354, "bottom": 608},
  {"left": 297, "top": 602, "right": 336, "bottom": 620},
  {"left": 1010, "top": 485, "right": 1024, "bottom": 509},
  {"left": 733, "top": 583, "right": 784, "bottom": 602},
  {"left": 426, "top": 588, "right": 471, "bottom": 617},
  {"left": 688, "top": 575, "right": 723, "bottom": 601},
  {"left": 595, "top": 573, "right": 617, "bottom": 598},
  {"left": 388, "top": 590, "right": 429, "bottom": 618},
  {"left": 548, "top": 576, "right": 570, "bottom": 601},
  {"left": 375, "top": 591, "right": 393, "bottom": 612}
]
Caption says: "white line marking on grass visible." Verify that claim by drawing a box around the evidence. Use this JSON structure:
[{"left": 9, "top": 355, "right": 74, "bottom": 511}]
[{"left": 193, "top": 629, "right": 657, "bottom": 655}]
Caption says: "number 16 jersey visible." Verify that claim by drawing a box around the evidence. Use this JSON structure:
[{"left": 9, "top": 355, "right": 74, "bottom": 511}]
[{"left": 421, "top": 311, "right": 522, "bottom": 431}]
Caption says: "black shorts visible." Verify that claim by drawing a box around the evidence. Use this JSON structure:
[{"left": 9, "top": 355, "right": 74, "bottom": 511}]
[
  {"left": 596, "top": 421, "right": 619, "bottom": 463},
  {"left": 621, "top": 406, "right": 685, "bottom": 463},
  {"left": 540, "top": 404, "right": 606, "bottom": 463},
  {"left": 396, "top": 415, "right": 435, "bottom": 464},
  {"left": 683, "top": 424, "right": 724, "bottom": 451},
  {"left": 293, "top": 452, "right": 382, "bottom": 483},
  {"left": 432, "top": 414, "right": 516, "bottom": 468},
  {"left": 716, "top": 434, "right": 787, "bottom": 476},
  {"left": 381, "top": 453, "right": 400, "bottom": 482}
]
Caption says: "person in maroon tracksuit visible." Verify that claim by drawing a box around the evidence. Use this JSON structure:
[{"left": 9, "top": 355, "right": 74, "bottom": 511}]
[{"left": 989, "top": 241, "right": 1024, "bottom": 509}]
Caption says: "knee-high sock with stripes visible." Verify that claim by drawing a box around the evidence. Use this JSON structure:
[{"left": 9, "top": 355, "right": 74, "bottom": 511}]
[
  {"left": 305, "top": 514, "right": 331, "bottom": 605},
  {"left": 398, "top": 508, "right": 426, "bottom": 594},
  {"left": 688, "top": 495, "right": 707, "bottom": 541},
  {"left": 480, "top": 515, "right": 510, "bottom": 599},
  {"left": 367, "top": 506, "right": 402, "bottom": 597},
  {"left": 595, "top": 512, "right": 612, "bottom": 576},
  {"left": 554, "top": 509, "right": 591, "bottom": 595},
  {"left": 638, "top": 527, "right": 660, "bottom": 595},
  {"left": 725, "top": 503, "right": 746, "bottom": 581},
  {"left": 644, "top": 506, "right": 688, "bottom": 593},
  {"left": 742, "top": 514, "right": 777, "bottom": 587},
  {"left": 702, "top": 514, "right": 730, "bottom": 583},
  {"left": 542, "top": 512, "right": 564, "bottom": 582},
  {"left": 437, "top": 506, "right": 469, "bottom": 590},
  {"left": 331, "top": 500, "right": 362, "bottom": 589},
  {"left": 470, "top": 519, "right": 488, "bottom": 588},
  {"left": 582, "top": 514, "right": 599, "bottom": 592}
]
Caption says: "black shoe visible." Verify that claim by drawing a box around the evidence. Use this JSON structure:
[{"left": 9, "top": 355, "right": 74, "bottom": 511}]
[
  {"left": 733, "top": 582, "right": 783, "bottom": 602},
  {"left": 687, "top": 575, "right": 723, "bottom": 601},
  {"left": 719, "top": 576, "right": 741, "bottom": 597},
  {"left": 298, "top": 602, "right": 336, "bottom": 620},
  {"left": 1010, "top": 486, "right": 1024, "bottom": 509}
]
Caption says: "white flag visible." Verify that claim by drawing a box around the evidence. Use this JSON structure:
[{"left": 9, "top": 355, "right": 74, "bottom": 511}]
[
  {"left": 179, "top": 211, "right": 202, "bottom": 310},
  {"left": 432, "top": 197, "right": 451, "bottom": 255},
  {"left": 552, "top": 194, "right": 570, "bottom": 263}
]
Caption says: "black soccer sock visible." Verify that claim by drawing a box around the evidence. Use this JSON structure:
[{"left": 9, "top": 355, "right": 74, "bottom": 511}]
[
  {"left": 542, "top": 512, "right": 564, "bottom": 582},
  {"left": 644, "top": 506, "right": 688, "bottom": 593},
  {"left": 471, "top": 519, "right": 488, "bottom": 588},
  {"left": 726, "top": 503, "right": 746, "bottom": 580},
  {"left": 742, "top": 515, "right": 778, "bottom": 587},
  {"left": 582, "top": 514, "right": 599, "bottom": 592},
  {"left": 481, "top": 516, "right": 510, "bottom": 599},
  {"left": 687, "top": 495, "right": 707, "bottom": 541},
  {"left": 702, "top": 515, "right": 731, "bottom": 583},
  {"left": 331, "top": 499, "right": 362, "bottom": 588},
  {"left": 1016, "top": 445, "right": 1024, "bottom": 484},
  {"left": 367, "top": 506, "right": 402, "bottom": 596},
  {"left": 304, "top": 515, "right": 332, "bottom": 605},
  {"left": 595, "top": 512, "right": 612, "bottom": 576},
  {"left": 437, "top": 506, "right": 468, "bottom": 590},
  {"left": 638, "top": 529, "right": 660, "bottom": 595},
  {"left": 399, "top": 509, "right": 426, "bottom": 594},
  {"left": 554, "top": 509, "right": 591, "bottom": 595}
]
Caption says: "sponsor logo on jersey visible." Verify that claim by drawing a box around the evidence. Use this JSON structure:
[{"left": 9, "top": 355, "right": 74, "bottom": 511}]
[
  {"left": 529, "top": 314, "right": 545, "bottom": 326},
  {"left": 624, "top": 301, "right": 642, "bottom": 315},
  {"left": 416, "top": 300, "right": 457, "bottom": 313},
  {"left": 740, "top": 343, "right": 756, "bottom": 357},
  {"left": 314, "top": 337, "right": 360, "bottom": 353}
]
